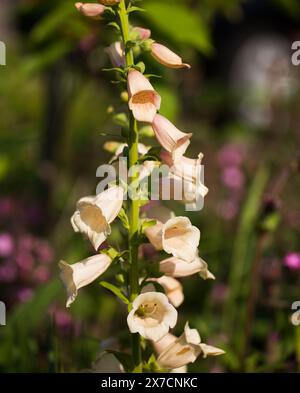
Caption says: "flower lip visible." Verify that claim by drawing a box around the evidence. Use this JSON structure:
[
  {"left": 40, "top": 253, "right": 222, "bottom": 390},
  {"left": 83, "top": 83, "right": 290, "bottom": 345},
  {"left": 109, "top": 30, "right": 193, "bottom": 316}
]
[
  {"left": 128, "top": 70, "right": 161, "bottom": 123},
  {"left": 127, "top": 292, "right": 178, "bottom": 342}
]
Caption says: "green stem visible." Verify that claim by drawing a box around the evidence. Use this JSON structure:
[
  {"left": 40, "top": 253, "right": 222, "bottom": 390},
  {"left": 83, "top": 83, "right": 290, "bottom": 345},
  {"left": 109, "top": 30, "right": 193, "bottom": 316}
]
[{"left": 118, "top": 0, "right": 142, "bottom": 373}]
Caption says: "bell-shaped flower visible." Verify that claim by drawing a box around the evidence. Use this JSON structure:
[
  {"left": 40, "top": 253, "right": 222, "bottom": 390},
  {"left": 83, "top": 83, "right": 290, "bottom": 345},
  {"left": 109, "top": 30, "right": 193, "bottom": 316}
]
[
  {"left": 127, "top": 292, "right": 177, "bottom": 342},
  {"left": 157, "top": 322, "right": 225, "bottom": 369},
  {"left": 153, "top": 333, "right": 187, "bottom": 373},
  {"left": 143, "top": 205, "right": 175, "bottom": 251},
  {"left": 75, "top": 2, "right": 106, "bottom": 19},
  {"left": 71, "top": 186, "right": 124, "bottom": 250},
  {"left": 105, "top": 42, "right": 125, "bottom": 68},
  {"left": 128, "top": 70, "right": 161, "bottom": 123},
  {"left": 59, "top": 254, "right": 112, "bottom": 307},
  {"left": 160, "top": 255, "right": 215, "bottom": 280},
  {"left": 162, "top": 217, "right": 200, "bottom": 263},
  {"left": 132, "top": 26, "right": 152, "bottom": 40},
  {"left": 151, "top": 43, "right": 191, "bottom": 69},
  {"left": 152, "top": 114, "right": 192, "bottom": 161}
]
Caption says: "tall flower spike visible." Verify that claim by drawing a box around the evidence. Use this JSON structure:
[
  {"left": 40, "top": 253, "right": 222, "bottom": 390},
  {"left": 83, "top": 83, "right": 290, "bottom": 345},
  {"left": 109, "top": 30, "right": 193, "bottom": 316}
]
[
  {"left": 127, "top": 292, "right": 178, "bottom": 342},
  {"left": 59, "top": 254, "right": 112, "bottom": 307},
  {"left": 75, "top": 3, "right": 106, "bottom": 19},
  {"left": 152, "top": 114, "right": 192, "bottom": 161},
  {"left": 71, "top": 186, "right": 124, "bottom": 250},
  {"left": 157, "top": 322, "right": 225, "bottom": 369},
  {"left": 151, "top": 43, "right": 191, "bottom": 69},
  {"left": 128, "top": 70, "right": 161, "bottom": 123},
  {"left": 160, "top": 255, "right": 215, "bottom": 280}
]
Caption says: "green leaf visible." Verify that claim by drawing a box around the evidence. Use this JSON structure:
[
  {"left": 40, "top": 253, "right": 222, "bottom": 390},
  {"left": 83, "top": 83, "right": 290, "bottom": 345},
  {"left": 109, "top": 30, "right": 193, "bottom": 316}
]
[
  {"left": 100, "top": 281, "right": 129, "bottom": 305},
  {"left": 133, "top": 61, "right": 146, "bottom": 73},
  {"left": 141, "top": 219, "right": 157, "bottom": 233},
  {"left": 107, "top": 21, "right": 121, "bottom": 31},
  {"left": 106, "top": 350, "right": 134, "bottom": 373},
  {"left": 102, "top": 67, "right": 125, "bottom": 74},
  {"left": 127, "top": 6, "right": 146, "bottom": 13},
  {"left": 118, "top": 208, "right": 130, "bottom": 230}
]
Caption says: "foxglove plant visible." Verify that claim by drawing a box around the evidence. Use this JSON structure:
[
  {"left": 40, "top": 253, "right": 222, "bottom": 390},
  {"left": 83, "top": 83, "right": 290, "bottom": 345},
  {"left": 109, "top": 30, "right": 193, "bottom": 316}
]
[{"left": 60, "top": 0, "right": 224, "bottom": 372}]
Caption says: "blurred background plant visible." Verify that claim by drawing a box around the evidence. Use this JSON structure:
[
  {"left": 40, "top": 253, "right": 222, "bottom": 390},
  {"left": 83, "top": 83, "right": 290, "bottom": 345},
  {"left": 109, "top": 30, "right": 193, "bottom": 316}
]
[{"left": 0, "top": 0, "right": 300, "bottom": 372}]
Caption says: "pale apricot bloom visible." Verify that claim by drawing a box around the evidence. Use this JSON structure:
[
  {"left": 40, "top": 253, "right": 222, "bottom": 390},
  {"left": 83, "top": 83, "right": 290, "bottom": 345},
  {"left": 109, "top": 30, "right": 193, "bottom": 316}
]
[
  {"left": 162, "top": 217, "right": 200, "bottom": 263},
  {"left": 153, "top": 333, "right": 187, "bottom": 373},
  {"left": 127, "top": 292, "right": 177, "bottom": 342},
  {"left": 132, "top": 26, "right": 152, "bottom": 40},
  {"left": 59, "top": 254, "right": 112, "bottom": 307},
  {"left": 144, "top": 276, "right": 184, "bottom": 308},
  {"left": 160, "top": 255, "right": 215, "bottom": 280},
  {"left": 151, "top": 43, "right": 191, "bottom": 69},
  {"left": 105, "top": 42, "right": 125, "bottom": 68},
  {"left": 75, "top": 3, "right": 106, "bottom": 19},
  {"left": 128, "top": 70, "right": 161, "bottom": 122},
  {"left": 71, "top": 186, "right": 123, "bottom": 250},
  {"left": 152, "top": 114, "right": 192, "bottom": 161},
  {"left": 157, "top": 322, "right": 225, "bottom": 369},
  {"left": 144, "top": 206, "right": 175, "bottom": 251}
]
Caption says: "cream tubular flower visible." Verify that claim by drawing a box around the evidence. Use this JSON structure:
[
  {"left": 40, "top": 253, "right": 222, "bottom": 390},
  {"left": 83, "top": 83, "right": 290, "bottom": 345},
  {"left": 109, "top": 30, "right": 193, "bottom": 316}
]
[
  {"left": 71, "top": 186, "right": 124, "bottom": 250},
  {"left": 151, "top": 43, "right": 191, "bottom": 69},
  {"left": 59, "top": 254, "right": 112, "bottom": 307},
  {"left": 152, "top": 114, "right": 192, "bottom": 161},
  {"left": 143, "top": 205, "right": 175, "bottom": 251},
  {"left": 162, "top": 217, "right": 200, "bottom": 263},
  {"left": 160, "top": 256, "right": 215, "bottom": 280},
  {"left": 105, "top": 42, "right": 125, "bottom": 68},
  {"left": 152, "top": 333, "right": 187, "bottom": 373},
  {"left": 127, "top": 292, "right": 178, "bottom": 342},
  {"left": 128, "top": 70, "right": 161, "bottom": 122},
  {"left": 75, "top": 3, "right": 106, "bottom": 19},
  {"left": 144, "top": 276, "right": 184, "bottom": 308},
  {"left": 157, "top": 322, "right": 225, "bottom": 369}
]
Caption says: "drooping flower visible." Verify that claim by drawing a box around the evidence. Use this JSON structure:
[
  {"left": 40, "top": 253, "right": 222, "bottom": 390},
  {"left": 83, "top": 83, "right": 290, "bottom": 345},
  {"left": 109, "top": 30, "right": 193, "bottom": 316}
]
[
  {"left": 132, "top": 26, "right": 151, "bottom": 40},
  {"left": 71, "top": 186, "right": 124, "bottom": 250},
  {"left": 152, "top": 114, "right": 192, "bottom": 161},
  {"left": 144, "top": 276, "right": 184, "bottom": 307},
  {"left": 153, "top": 333, "right": 187, "bottom": 373},
  {"left": 162, "top": 217, "right": 200, "bottom": 263},
  {"left": 157, "top": 322, "right": 225, "bottom": 369},
  {"left": 59, "top": 254, "right": 112, "bottom": 307},
  {"left": 151, "top": 43, "right": 191, "bottom": 69},
  {"left": 128, "top": 70, "right": 161, "bottom": 122},
  {"left": 127, "top": 292, "right": 177, "bottom": 341},
  {"left": 105, "top": 42, "right": 125, "bottom": 67},
  {"left": 160, "top": 255, "right": 215, "bottom": 280},
  {"left": 75, "top": 3, "right": 106, "bottom": 19},
  {"left": 160, "top": 150, "right": 209, "bottom": 205}
]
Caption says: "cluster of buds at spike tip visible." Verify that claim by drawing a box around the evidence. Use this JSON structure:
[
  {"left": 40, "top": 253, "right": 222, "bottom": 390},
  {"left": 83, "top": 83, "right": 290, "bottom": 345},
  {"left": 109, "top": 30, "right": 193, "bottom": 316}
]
[{"left": 59, "top": 2, "right": 224, "bottom": 373}]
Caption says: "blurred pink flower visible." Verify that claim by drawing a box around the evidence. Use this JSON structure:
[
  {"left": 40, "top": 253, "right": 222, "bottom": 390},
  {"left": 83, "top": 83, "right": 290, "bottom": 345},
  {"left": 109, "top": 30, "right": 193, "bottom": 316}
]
[
  {"left": 34, "top": 239, "right": 53, "bottom": 264},
  {"left": 0, "top": 263, "right": 17, "bottom": 282},
  {"left": 15, "top": 251, "right": 34, "bottom": 271},
  {"left": 217, "top": 144, "right": 246, "bottom": 167},
  {"left": 0, "top": 233, "right": 14, "bottom": 257},
  {"left": 17, "top": 288, "right": 33, "bottom": 303},
  {"left": 0, "top": 197, "right": 14, "bottom": 218},
  {"left": 218, "top": 200, "right": 239, "bottom": 221},
  {"left": 53, "top": 309, "right": 73, "bottom": 330},
  {"left": 221, "top": 166, "right": 245, "bottom": 190},
  {"left": 34, "top": 266, "right": 50, "bottom": 283},
  {"left": 284, "top": 252, "right": 300, "bottom": 270}
]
